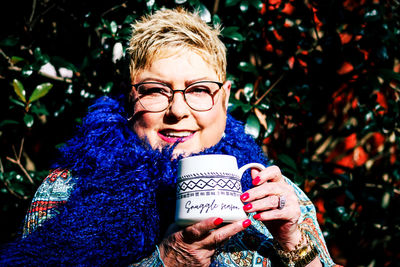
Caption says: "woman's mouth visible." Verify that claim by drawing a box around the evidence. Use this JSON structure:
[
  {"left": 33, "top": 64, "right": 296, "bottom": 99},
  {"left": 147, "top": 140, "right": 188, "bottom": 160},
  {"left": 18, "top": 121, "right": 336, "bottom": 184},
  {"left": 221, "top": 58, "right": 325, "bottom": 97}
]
[{"left": 158, "top": 130, "right": 196, "bottom": 143}]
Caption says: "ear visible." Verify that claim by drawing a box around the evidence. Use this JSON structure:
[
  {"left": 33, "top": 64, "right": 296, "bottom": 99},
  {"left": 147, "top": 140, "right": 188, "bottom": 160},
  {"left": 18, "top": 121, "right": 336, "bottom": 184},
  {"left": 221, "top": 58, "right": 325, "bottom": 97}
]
[{"left": 222, "top": 80, "right": 231, "bottom": 111}]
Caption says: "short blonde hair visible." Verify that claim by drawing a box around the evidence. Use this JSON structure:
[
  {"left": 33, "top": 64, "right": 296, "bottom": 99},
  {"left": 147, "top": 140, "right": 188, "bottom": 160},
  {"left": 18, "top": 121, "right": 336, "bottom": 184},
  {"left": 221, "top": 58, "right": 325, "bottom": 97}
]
[{"left": 127, "top": 8, "right": 227, "bottom": 82}]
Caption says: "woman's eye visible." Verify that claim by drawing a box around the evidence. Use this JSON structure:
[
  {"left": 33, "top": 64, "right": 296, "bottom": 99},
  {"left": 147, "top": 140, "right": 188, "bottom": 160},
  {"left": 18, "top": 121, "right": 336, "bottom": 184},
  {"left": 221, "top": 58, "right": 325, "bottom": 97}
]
[
  {"left": 187, "top": 86, "right": 211, "bottom": 94},
  {"left": 140, "top": 86, "right": 169, "bottom": 95}
]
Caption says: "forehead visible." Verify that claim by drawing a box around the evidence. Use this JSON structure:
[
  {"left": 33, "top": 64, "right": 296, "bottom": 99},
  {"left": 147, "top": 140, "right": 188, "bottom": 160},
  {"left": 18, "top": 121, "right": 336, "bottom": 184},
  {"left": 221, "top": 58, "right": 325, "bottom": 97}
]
[
  {"left": 133, "top": 47, "right": 221, "bottom": 81},
  {"left": 133, "top": 49, "right": 219, "bottom": 82}
]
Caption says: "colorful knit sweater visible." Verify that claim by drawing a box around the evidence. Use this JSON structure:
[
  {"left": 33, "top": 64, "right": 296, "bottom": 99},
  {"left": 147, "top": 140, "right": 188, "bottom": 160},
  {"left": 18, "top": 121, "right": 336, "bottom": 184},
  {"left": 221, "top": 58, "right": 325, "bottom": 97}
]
[{"left": 1, "top": 97, "right": 336, "bottom": 266}]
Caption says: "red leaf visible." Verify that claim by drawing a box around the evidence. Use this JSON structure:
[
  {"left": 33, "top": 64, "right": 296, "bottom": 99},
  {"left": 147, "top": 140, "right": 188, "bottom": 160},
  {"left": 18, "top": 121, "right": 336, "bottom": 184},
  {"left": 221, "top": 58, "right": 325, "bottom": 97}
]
[{"left": 337, "top": 62, "right": 354, "bottom": 75}]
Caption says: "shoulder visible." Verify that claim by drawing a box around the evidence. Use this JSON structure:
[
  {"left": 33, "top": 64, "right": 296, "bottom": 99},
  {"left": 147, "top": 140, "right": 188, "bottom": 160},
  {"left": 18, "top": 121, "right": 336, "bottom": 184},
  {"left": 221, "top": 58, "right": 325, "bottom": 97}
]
[{"left": 23, "top": 168, "right": 77, "bottom": 236}]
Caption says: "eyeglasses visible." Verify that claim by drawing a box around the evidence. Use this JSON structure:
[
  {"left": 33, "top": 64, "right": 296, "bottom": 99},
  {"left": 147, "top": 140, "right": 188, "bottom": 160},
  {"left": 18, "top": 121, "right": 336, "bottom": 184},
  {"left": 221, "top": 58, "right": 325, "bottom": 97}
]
[{"left": 132, "top": 81, "right": 223, "bottom": 112}]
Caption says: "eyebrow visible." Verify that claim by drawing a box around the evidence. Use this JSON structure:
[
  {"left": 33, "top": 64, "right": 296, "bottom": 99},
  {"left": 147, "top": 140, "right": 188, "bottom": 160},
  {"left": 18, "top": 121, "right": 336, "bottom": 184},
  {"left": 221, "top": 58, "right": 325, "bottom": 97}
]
[{"left": 137, "top": 77, "right": 213, "bottom": 87}]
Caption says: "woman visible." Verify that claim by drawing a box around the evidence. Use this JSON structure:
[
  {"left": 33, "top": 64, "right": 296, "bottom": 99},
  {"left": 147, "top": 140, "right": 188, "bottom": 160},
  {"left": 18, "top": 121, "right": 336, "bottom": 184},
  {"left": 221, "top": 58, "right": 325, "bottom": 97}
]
[{"left": 1, "top": 8, "right": 336, "bottom": 266}]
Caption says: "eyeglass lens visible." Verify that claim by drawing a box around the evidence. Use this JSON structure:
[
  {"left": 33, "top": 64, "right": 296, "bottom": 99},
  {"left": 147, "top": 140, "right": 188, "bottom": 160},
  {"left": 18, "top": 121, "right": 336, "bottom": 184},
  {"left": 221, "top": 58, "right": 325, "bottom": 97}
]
[{"left": 136, "top": 82, "right": 221, "bottom": 112}]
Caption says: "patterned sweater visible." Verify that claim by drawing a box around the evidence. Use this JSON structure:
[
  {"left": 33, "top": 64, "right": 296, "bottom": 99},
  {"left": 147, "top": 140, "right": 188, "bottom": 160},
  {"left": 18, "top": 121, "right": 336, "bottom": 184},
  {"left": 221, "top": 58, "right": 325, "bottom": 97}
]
[
  {"left": 24, "top": 169, "right": 336, "bottom": 266},
  {"left": 3, "top": 97, "right": 337, "bottom": 266}
]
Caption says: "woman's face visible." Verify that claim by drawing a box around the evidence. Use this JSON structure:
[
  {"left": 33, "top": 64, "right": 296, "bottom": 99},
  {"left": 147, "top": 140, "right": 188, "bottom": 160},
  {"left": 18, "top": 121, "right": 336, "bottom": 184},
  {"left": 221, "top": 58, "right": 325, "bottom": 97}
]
[{"left": 131, "top": 51, "right": 231, "bottom": 156}]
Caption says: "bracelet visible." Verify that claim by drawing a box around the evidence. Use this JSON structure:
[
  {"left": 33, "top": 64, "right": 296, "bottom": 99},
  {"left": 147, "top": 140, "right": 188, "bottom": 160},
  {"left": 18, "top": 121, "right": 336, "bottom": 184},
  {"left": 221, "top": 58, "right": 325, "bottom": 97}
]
[
  {"left": 156, "top": 245, "right": 166, "bottom": 267},
  {"left": 273, "top": 225, "right": 319, "bottom": 267}
]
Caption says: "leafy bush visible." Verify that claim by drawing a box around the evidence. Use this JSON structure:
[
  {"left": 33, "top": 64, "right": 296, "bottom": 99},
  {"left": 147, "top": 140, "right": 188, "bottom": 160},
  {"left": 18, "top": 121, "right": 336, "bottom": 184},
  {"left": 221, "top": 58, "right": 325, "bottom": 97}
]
[{"left": 1, "top": 0, "right": 399, "bottom": 265}]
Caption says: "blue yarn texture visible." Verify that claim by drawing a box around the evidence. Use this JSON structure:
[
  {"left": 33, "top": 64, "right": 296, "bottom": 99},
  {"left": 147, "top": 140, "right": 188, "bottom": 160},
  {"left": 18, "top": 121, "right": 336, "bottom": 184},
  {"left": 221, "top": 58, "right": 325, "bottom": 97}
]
[{"left": 1, "top": 96, "right": 269, "bottom": 266}]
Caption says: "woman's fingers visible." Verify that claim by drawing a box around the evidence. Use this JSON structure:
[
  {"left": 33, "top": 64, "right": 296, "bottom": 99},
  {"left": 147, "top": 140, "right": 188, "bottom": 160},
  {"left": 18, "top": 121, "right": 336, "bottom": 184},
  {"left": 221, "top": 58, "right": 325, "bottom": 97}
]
[
  {"left": 160, "top": 218, "right": 251, "bottom": 266},
  {"left": 241, "top": 180, "right": 290, "bottom": 203},
  {"left": 170, "top": 217, "right": 252, "bottom": 254},
  {"left": 251, "top": 165, "right": 283, "bottom": 186},
  {"left": 204, "top": 219, "right": 252, "bottom": 247},
  {"left": 183, "top": 217, "right": 252, "bottom": 246},
  {"left": 181, "top": 217, "right": 223, "bottom": 243}
]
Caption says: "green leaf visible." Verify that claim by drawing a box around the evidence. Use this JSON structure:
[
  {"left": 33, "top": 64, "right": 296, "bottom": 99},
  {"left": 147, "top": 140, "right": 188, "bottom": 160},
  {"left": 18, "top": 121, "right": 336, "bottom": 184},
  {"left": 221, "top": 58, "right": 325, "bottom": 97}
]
[
  {"left": 249, "top": 0, "right": 263, "bottom": 9},
  {"left": 11, "top": 56, "right": 24, "bottom": 64},
  {"left": 22, "top": 65, "right": 33, "bottom": 77},
  {"left": 240, "top": 0, "right": 249, "bottom": 12},
  {"left": 264, "top": 117, "right": 276, "bottom": 137},
  {"left": 29, "top": 83, "right": 53, "bottom": 103},
  {"left": 0, "top": 36, "right": 19, "bottom": 47},
  {"left": 31, "top": 105, "right": 49, "bottom": 116},
  {"left": 225, "top": 0, "right": 241, "bottom": 7},
  {"left": 124, "top": 15, "right": 137, "bottom": 24},
  {"left": 278, "top": 154, "right": 297, "bottom": 171},
  {"left": 238, "top": 61, "right": 258, "bottom": 74},
  {"left": 221, "top": 27, "right": 244, "bottom": 41},
  {"left": 12, "top": 79, "right": 26, "bottom": 103},
  {"left": 117, "top": 27, "right": 132, "bottom": 39},
  {"left": 24, "top": 114, "right": 34, "bottom": 128},
  {"left": 0, "top": 120, "right": 19, "bottom": 128},
  {"left": 101, "top": 18, "right": 111, "bottom": 30},
  {"left": 241, "top": 103, "right": 252, "bottom": 113},
  {"left": 110, "top": 21, "right": 118, "bottom": 34},
  {"left": 33, "top": 47, "right": 43, "bottom": 61},
  {"left": 244, "top": 83, "right": 254, "bottom": 102},
  {"left": 245, "top": 113, "right": 260, "bottom": 138},
  {"left": 9, "top": 98, "right": 26, "bottom": 108},
  {"left": 212, "top": 14, "right": 221, "bottom": 28},
  {"left": 102, "top": 81, "right": 113, "bottom": 93},
  {"left": 197, "top": 3, "right": 212, "bottom": 23}
]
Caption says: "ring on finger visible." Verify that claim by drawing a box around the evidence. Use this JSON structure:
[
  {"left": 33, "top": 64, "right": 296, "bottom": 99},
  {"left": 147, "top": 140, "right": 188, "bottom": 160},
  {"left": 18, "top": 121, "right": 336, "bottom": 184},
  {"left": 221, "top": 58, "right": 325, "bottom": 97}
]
[{"left": 278, "top": 194, "right": 286, "bottom": 209}]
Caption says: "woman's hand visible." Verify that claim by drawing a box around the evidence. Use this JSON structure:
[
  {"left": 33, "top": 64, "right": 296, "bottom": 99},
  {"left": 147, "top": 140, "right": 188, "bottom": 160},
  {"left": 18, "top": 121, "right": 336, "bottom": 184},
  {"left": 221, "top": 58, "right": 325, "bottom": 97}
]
[
  {"left": 240, "top": 165, "right": 302, "bottom": 250},
  {"left": 158, "top": 217, "right": 251, "bottom": 266}
]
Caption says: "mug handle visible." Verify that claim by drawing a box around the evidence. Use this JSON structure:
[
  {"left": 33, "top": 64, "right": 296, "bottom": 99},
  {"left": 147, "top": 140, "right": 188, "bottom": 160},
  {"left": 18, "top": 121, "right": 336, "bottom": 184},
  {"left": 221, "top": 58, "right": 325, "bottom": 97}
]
[{"left": 238, "top": 163, "right": 265, "bottom": 178}]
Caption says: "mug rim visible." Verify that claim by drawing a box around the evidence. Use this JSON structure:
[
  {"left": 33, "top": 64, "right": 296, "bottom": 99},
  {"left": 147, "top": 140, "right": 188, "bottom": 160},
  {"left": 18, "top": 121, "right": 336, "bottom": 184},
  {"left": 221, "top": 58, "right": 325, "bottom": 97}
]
[{"left": 180, "top": 154, "right": 236, "bottom": 163}]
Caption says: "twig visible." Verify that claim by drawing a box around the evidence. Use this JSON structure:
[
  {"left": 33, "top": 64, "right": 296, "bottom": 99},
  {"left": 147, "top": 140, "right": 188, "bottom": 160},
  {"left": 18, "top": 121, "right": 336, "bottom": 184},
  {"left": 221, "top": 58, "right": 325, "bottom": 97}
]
[
  {"left": 28, "top": 0, "right": 37, "bottom": 26},
  {"left": 253, "top": 74, "right": 284, "bottom": 106},
  {"left": 8, "top": 65, "right": 72, "bottom": 83},
  {"left": 0, "top": 48, "right": 12, "bottom": 66},
  {"left": 29, "top": 3, "right": 56, "bottom": 31},
  {"left": 101, "top": 1, "right": 129, "bottom": 17},
  {"left": 213, "top": 0, "right": 220, "bottom": 15},
  {"left": 3, "top": 179, "right": 29, "bottom": 200},
  {"left": 6, "top": 139, "right": 35, "bottom": 185},
  {"left": 0, "top": 158, "right": 28, "bottom": 200}
]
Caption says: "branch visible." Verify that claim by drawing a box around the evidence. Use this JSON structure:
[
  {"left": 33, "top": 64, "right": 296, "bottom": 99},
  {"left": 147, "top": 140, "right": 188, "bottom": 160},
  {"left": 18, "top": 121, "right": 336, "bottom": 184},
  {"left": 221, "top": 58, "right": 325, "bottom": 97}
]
[
  {"left": 3, "top": 179, "right": 29, "bottom": 200},
  {"left": 6, "top": 139, "right": 35, "bottom": 185},
  {"left": 7, "top": 64, "right": 72, "bottom": 83},
  {"left": 101, "top": 1, "right": 129, "bottom": 17},
  {"left": 0, "top": 158, "right": 28, "bottom": 200},
  {"left": 213, "top": 0, "right": 220, "bottom": 15},
  {"left": 28, "top": 0, "right": 37, "bottom": 26},
  {"left": 253, "top": 74, "right": 284, "bottom": 106}
]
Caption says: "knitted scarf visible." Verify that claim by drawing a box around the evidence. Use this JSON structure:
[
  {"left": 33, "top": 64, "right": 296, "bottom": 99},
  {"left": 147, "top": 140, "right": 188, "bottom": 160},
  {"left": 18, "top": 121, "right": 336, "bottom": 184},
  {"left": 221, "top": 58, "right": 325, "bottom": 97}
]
[{"left": 1, "top": 97, "right": 268, "bottom": 266}]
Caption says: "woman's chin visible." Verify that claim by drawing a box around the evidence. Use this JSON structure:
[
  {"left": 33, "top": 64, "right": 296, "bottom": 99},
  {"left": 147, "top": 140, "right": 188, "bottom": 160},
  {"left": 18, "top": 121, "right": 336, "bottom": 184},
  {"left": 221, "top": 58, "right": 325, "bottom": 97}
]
[{"left": 171, "top": 146, "right": 198, "bottom": 158}]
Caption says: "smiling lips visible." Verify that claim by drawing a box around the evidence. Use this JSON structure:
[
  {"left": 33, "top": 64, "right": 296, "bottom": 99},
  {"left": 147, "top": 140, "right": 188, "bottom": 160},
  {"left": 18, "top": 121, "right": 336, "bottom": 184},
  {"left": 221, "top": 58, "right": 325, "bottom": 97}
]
[{"left": 158, "top": 130, "right": 196, "bottom": 143}]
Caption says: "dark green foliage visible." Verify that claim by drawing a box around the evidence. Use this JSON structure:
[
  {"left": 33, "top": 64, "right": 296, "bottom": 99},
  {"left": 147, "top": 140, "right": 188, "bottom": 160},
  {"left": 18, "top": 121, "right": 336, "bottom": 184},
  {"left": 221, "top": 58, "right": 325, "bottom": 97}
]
[{"left": 1, "top": 0, "right": 399, "bottom": 265}]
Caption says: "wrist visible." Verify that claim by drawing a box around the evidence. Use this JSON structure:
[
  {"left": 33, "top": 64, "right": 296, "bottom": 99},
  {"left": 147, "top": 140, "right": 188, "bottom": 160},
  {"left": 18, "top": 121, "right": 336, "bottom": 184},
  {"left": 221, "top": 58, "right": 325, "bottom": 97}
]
[
  {"left": 273, "top": 225, "right": 319, "bottom": 267},
  {"left": 276, "top": 226, "right": 303, "bottom": 251}
]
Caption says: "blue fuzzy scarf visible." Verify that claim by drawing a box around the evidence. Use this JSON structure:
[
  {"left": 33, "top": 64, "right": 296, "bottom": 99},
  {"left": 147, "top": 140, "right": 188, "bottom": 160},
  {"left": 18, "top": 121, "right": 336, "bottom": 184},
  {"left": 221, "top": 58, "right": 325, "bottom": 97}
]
[{"left": 1, "top": 97, "right": 268, "bottom": 266}]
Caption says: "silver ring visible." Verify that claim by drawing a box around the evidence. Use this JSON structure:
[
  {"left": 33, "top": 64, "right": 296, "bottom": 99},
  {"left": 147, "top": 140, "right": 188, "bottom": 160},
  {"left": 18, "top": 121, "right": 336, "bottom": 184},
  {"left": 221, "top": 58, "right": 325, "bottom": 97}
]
[{"left": 278, "top": 195, "right": 286, "bottom": 209}]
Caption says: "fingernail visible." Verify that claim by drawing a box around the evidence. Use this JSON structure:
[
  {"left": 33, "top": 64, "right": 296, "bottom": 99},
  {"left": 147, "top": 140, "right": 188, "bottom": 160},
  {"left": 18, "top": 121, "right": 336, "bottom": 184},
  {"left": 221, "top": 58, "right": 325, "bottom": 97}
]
[
  {"left": 240, "top": 192, "right": 249, "bottom": 201},
  {"left": 243, "top": 203, "right": 252, "bottom": 211},
  {"left": 214, "top": 218, "right": 223, "bottom": 226},
  {"left": 252, "top": 176, "right": 260, "bottom": 186},
  {"left": 242, "top": 219, "right": 251, "bottom": 228},
  {"left": 253, "top": 214, "right": 261, "bottom": 220}
]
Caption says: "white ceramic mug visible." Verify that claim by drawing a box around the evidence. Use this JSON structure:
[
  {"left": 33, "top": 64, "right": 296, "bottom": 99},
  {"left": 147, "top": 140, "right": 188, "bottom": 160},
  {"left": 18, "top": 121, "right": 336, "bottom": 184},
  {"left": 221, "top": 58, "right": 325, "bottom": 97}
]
[{"left": 175, "top": 154, "right": 265, "bottom": 226}]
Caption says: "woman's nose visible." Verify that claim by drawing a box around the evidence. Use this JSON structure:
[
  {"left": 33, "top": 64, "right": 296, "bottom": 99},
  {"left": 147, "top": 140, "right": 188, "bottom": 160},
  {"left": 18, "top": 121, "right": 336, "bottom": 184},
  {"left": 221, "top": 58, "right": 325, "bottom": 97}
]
[{"left": 165, "top": 92, "right": 191, "bottom": 119}]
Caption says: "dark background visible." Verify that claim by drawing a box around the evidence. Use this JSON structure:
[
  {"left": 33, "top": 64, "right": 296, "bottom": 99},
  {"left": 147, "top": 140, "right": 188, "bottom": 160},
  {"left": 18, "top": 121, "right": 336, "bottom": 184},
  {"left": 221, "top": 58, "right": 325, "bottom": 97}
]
[{"left": 1, "top": 0, "right": 399, "bottom": 265}]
